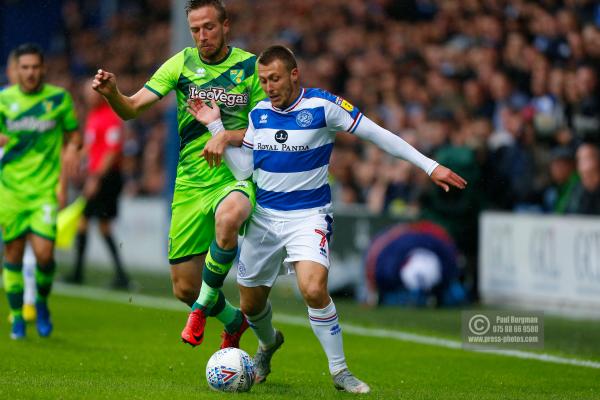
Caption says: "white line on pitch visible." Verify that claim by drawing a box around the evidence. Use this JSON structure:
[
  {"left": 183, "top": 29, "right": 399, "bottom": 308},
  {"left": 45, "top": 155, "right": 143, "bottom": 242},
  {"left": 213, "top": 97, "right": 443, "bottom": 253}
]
[{"left": 54, "top": 283, "right": 600, "bottom": 370}]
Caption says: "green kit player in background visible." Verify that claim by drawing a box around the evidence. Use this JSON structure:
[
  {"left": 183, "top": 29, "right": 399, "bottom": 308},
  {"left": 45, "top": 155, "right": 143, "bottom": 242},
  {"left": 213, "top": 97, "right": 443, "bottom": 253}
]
[
  {"left": 92, "top": 0, "right": 265, "bottom": 348},
  {"left": 0, "top": 43, "right": 82, "bottom": 339}
]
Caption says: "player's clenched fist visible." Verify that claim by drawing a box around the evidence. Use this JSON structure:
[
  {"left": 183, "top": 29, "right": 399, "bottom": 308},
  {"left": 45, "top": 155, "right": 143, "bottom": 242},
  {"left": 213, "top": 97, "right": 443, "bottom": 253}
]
[{"left": 92, "top": 69, "right": 117, "bottom": 97}]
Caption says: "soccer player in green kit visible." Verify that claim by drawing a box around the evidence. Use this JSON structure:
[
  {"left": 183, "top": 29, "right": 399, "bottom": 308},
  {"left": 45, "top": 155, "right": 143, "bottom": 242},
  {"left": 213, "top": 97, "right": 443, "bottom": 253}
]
[
  {"left": 92, "top": 0, "right": 264, "bottom": 348},
  {"left": 0, "top": 43, "right": 81, "bottom": 339}
]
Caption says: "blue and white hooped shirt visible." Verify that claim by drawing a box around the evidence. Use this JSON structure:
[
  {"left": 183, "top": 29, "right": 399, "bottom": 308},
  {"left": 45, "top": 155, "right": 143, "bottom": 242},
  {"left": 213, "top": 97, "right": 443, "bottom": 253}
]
[{"left": 242, "top": 87, "right": 363, "bottom": 217}]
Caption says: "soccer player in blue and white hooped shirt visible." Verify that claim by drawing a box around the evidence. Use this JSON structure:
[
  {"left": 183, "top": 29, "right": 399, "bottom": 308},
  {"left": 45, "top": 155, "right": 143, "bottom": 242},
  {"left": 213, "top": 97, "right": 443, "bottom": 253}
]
[{"left": 186, "top": 45, "right": 467, "bottom": 393}]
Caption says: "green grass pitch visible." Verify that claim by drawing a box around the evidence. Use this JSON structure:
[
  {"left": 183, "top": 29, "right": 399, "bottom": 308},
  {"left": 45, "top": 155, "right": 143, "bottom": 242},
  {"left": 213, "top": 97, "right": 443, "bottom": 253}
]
[{"left": 0, "top": 286, "right": 599, "bottom": 399}]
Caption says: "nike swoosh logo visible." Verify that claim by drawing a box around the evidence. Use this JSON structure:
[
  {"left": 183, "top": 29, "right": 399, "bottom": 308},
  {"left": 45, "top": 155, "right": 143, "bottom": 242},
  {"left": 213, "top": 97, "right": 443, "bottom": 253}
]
[{"left": 193, "top": 333, "right": 203, "bottom": 342}]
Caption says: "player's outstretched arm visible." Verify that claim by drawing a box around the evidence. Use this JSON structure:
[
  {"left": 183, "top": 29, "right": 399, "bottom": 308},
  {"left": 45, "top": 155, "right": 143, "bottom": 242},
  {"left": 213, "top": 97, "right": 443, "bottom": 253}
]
[
  {"left": 0, "top": 133, "right": 8, "bottom": 147},
  {"left": 92, "top": 69, "right": 159, "bottom": 120},
  {"left": 187, "top": 99, "right": 253, "bottom": 179},
  {"left": 353, "top": 116, "right": 467, "bottom": 192}
]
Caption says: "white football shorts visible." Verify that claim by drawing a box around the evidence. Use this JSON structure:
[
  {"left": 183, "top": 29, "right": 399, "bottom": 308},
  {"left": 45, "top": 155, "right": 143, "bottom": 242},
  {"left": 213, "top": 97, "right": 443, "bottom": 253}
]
[{"left": 237, "top": 209, "right": 333, "bottom": 288}]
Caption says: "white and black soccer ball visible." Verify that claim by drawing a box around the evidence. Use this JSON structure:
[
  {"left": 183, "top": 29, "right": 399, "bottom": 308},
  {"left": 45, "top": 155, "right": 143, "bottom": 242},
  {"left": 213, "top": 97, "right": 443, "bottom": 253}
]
[{"left": 205, "top": 347, "right": 255, "bottom": 392}]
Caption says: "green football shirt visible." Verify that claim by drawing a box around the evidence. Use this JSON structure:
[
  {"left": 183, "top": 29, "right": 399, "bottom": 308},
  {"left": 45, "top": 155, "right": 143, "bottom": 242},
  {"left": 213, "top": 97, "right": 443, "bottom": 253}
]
[
  {"left": 0, "top": 84, "right": 78, "bottom": 197},
  {"left": 145, "top": 46, "right": 265, "bottom": 188}
]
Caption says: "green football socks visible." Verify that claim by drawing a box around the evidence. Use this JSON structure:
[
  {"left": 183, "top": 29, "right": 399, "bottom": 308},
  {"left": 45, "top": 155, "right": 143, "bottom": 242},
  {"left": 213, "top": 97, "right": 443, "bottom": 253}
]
[
  {"left": 35, "top": 261, "right": 56, "bottom": 304},
  {"left": 3, "top": 262, "right": 24, "bottom": 319},
  {"left": 192, "top": 241, "right": 243, "bottom": 332},
  {"left": 206, "top": 290, "right": 243, "bottom": 333},
  {"left": 194, "top": 241, "right": 237, "bottom": 309}
]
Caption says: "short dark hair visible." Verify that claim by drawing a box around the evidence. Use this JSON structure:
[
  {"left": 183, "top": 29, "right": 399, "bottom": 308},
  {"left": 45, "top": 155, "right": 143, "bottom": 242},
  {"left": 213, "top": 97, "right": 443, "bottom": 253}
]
[
  {"left": 185, "top": 0, "right": 227, "bottom": 22},
  {"left": 14, "top": 43, "right": 44, "bottom": 64},
  {"left": 258, "top": 45, "right": 297, "bottom": 72}
]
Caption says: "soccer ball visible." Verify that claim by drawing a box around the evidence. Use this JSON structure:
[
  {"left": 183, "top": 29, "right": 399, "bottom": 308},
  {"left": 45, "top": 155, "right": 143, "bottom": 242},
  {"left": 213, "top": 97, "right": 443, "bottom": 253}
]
[{"left": 205, "top": 347, "right": 255, "bottom": 392}]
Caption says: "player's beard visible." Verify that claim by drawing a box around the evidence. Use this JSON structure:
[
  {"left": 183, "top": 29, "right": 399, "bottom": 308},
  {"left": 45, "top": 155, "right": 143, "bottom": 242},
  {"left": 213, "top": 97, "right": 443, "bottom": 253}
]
[
  {"left": 19, "top": 73, "right": 43, "bottom": 93},
  {"left": 199, "top": 33, "right": 226, "bottom": 63}
]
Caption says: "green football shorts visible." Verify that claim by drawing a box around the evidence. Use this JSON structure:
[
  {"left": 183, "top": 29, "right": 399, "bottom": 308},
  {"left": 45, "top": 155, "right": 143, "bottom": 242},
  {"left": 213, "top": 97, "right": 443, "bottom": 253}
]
[
  {"left": 0, "top": 185, "right": 58, "bottom": 243},
  {"left": 168, "top": 179, "right": 256, "bottom": 264}
]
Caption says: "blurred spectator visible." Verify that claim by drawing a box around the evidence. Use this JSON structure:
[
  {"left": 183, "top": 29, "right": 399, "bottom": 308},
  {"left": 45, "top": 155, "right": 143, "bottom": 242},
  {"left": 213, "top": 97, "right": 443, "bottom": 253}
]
[
  {"left": 364, "top": 221, "right": 467, "bottom": 308},
  {"left": 420, "top": 128, "right": 483, "bottom": 296},
  {"left": 566, "top": 143, "right": 600, "bottom": 214},
  {"left": 542, "top": 147, "right": 579, "bottom": 213},
  {"left": 462, "top": 79, "right": 494, "bottom": 120},
  {"left": 488, "top": 70, "right": 529, "bottom": 132},
  {"left": 488, "top": 107, "right": 538, "bottom": 209},
  {"left": 528, "top": 65, "right": 567, "bottom": 142},
  {"left": 569, "top": 65, "right": 600, "bottom": 143},
  {"left": 3, "top": 0, "right": 597, "bottom": 220},
  {"left": 41, "top": 0, "right": 172, "bottom": 197}
]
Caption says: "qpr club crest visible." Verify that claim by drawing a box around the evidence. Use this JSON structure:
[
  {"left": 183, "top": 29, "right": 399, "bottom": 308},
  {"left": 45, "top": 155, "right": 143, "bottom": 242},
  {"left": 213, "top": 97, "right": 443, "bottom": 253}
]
[{"left": 296, "top": 110, "right": 313, "bottom": 128}]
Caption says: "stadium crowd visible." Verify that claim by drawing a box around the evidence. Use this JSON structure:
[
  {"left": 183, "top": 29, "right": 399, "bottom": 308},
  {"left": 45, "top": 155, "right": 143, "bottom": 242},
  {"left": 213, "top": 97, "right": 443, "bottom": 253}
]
[
  {"left": 31, "top": 0, "right": 172, "bottom": 196},
  {"left": 8, "top": 0, "right": 599, "bottom": 222}
]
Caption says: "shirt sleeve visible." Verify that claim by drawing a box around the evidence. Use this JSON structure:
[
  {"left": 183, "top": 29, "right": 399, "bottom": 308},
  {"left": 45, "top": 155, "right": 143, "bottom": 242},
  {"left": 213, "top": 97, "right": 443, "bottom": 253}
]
[
  {"left": 61, "top": 92, "right": 79, "bottom": 132},
  {"left": 352, "top": 115, "right": 439, "bottom": 175},
  {"left": 242, "top": 114, "right": 255, "bottom": 149},
  {"left": 223, "top": 145, "right": 253, "bottom": 181},
  {"left": 144, "top": 51, "right": 183, "bottom": 99},
  {"left": 224, "top": 116, "right": 254, "bottom": 180},
  {"left": 322, "top": 91, "right": 363, "bottom": 133}
]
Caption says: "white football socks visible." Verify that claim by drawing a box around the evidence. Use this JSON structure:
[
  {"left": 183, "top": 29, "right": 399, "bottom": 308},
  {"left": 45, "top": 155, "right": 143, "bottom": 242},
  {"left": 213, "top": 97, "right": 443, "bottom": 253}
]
[
  {"left": 308, "top": 300, "right": 347, "bottom": 374},
  {"left": 247, "top": 301, "right": 277, "bottom": 349}
]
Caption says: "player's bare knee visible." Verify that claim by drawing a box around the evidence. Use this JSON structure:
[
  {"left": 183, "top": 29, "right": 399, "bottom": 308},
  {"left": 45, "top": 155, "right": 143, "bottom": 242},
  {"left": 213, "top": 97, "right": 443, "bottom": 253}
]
[
  {"left": 216, "top": 208, "right": 244, "bottom": 232},
  {"left": 5, "top": 250, "right": 24, "bottom": 264},
  {"left": 4, "top": 240, "right": 25, "bottom": 264},
  {"left": 216, "top": 197, "right": 249, "bottom": 229},
  {"left": 215, "top": 216, "right": 243, "bottom": 250},
  {"left": 301, "top": 284, "right": 329, "bottom": 308}
]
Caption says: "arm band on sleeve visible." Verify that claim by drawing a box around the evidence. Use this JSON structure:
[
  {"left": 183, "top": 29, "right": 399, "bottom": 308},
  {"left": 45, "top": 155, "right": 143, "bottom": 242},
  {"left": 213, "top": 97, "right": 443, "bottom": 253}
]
[
  {"left": 207, "top": 119, "right": 225, "bottom": 136},
  {"left": 352, "top": 116, "right": 439, "bottom": 176}
]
